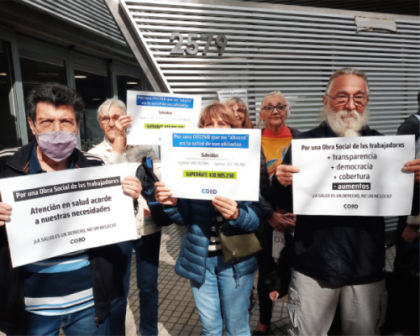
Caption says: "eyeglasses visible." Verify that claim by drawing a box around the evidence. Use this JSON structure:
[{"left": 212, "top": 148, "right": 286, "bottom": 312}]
[
  {"left": 231, "top": 108, "right": 246, "bottom": 114},
  {"left": 325, "top": 94, "right": 368, "bottom": 107},
  {"left": 262, "top": 105, "right": 287, "bottom": 113},
  {"left": 100, "top": 115, "right": 120, "bottom": 124}
]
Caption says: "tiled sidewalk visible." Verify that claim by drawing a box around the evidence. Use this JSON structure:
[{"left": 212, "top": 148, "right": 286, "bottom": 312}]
[{"left": 125, "top": 225, "right": 396, "bottom": 336}]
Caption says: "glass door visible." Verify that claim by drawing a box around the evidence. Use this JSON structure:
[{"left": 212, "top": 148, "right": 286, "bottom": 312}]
[
  {"left": 18, "top": 50, "right": 68, "bottom": 142},
  {"left": 72, "top": 54, "right": 111, "bottom": 151},
  {"left": 0, "top": 40, "right": 18, "bottom": 150}
]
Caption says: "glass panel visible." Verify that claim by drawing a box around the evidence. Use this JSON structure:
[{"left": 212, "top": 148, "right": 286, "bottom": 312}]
[
  {"left": 0, "top": 41, "right": 18, "bottom": 150},
  {"left": 19, "top": 55, "right": 67, "bottom": 142},
  {"left": 74, "top": 68, "right": 110, "bottom": 151},
  {"left": 116, "top": 74, "right": 142, "bottom": 104}
]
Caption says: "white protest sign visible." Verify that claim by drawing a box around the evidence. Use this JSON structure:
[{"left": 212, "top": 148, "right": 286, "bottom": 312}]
[
  {"left": 217, "top": 89, "right": 248, "bottom": 108},
  {"left": 272, "top": 230, "right": 285, "bottom": 259},
  {"left": 0, "top": 164, "right": 137, "bottom": 267},
  {"left": 292, "top": 135, "right": 415, "bottom": 216},
  {"left": 161, "top": 128, "right": 261, "bottom": 201},
  {"left": 126, "top": 91, "right": 202, "bottom": 145}
]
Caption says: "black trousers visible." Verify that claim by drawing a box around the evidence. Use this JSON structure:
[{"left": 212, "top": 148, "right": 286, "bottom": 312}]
[{"left": 256, "top": 225, "right": 277, "bottom": 326}]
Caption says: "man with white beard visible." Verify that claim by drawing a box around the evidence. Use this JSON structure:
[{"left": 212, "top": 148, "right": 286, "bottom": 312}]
[{"left": 272, "top": 68, "right": 419, "bottom": 336}]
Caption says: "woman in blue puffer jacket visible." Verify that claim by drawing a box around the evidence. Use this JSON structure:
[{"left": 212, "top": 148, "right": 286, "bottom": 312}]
[{"left": 156, "top": 103, "right": 263, "bottom": 336}]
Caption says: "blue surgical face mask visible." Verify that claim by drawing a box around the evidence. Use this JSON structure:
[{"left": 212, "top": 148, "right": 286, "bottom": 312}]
[{"left": 32, "top": 125, "right": 78, "bottom": 162}]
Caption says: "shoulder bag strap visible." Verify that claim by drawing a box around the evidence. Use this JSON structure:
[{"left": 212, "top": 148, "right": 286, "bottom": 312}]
[{"left": 211, "top": 205, "right": 221, "bottom": 236}]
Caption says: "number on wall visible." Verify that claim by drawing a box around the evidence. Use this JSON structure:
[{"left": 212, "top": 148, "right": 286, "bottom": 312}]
[
  {"left": 170, "top": 33, "right": 228, "bottom": 56},
  {"left": 169, "top": 32, "right": 184, "bottom": 55}
]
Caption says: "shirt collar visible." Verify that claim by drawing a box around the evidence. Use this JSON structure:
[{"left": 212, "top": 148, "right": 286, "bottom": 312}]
[
  {"left": 103, "top": 136, "right": 130, "bottom": 152},
  {"left": 103, "top": 136, "right": 113, "bottom": 149},
  {"left": 29, "top": 145, "right": 76, "bottom": 174}
]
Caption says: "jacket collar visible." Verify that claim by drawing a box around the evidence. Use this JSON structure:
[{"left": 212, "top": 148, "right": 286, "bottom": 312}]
[{"left": 6, "top": 140, "right": 92, "bottom": 173}]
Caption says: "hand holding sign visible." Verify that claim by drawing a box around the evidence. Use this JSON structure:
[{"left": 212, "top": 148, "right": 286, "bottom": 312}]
[
  {"left": 275, "top": 165, "right": 300, "bottom": 187},
  {"left": 212, "top": 195, "right": 239, "bottom": 220},
  {"left": 268, "top": 212, "right": 296, "bottom": 232},
  {"left": 0, "top": 200, "right": 11, "bottom": 226},
  {"left": 155, "top": 181, "right": 178, "bottom": 206},
  {"left": 121, "top": 175, "right": 142, "bottom": 200},
  {"left": 114, "top": 115, "right": 132, "bottom": 145},
  {"left": 403, "top": 158, "right": 420, "bottom": 183},
  {"left": 115, "top": 115, "right": 132, "bottom": 134}
]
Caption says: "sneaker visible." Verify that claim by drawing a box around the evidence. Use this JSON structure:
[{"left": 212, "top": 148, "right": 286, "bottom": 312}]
[{"left": 252, "top": 326, "right": 270, "bottom": 335}]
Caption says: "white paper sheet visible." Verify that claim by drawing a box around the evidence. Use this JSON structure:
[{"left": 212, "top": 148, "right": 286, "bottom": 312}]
[
  {"left": 217, "top": 89, "right": 248, "bottom": 108},
  {"left": 161, "top": 128, "right": 261, "bottom": 201},
  {"left": 292, "top": 135, "right": 415, "bottom": 216},
  {"left": 126, "top": 90, "right": 202, "bottom": 145},
  {"left": 0, "top": 164, "right": 137, "bottom": 267},
  {"left": 272, "top": 230, "right": 285, "bottom": 259}
]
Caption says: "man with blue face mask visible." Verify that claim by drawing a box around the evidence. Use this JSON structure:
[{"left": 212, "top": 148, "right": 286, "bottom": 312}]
[{"left": 0, "top": 82, "right": 141, "bottom": 335}]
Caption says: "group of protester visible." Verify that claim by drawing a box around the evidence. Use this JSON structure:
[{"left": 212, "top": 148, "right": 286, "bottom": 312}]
[{"left": 0, "top": 67, "right": 419, "bottom": 336}]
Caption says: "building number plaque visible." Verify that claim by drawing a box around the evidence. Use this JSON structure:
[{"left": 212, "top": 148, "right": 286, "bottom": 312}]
[{"left": 169, "top": 33, "right": 228, "bottom": 56}]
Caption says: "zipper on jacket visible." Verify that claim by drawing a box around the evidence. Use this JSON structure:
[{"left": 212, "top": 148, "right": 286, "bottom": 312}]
[
  {"left": 336, "top": 227, "right": 344, "bottom": 282},
  {"left": 95, "top": 317, "right": 99, "bottom": 327}
]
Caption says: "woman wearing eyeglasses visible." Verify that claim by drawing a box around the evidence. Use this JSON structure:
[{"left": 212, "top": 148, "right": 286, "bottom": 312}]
[
  {"left": 224, "top": 97, "right": 254, "bottom": 128},
  {"left": 253, "top": 91, "right": 300, "bottom": 335},
  {"left": 88, "top": 99, "right": 162, "bottom": 336},
  {"left": 156, "top": 103, "right": 263, "bottom": 336}
]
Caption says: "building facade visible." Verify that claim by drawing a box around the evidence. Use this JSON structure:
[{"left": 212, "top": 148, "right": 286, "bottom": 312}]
[
  {"left": 0, "top": 0, "right": 418, "bottom": 230},
  {"left": 0, "top": 0, "right": 152, "bottom": 152}
]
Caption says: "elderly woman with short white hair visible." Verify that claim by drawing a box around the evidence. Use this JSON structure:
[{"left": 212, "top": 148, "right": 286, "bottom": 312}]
[
  {"left": 88, "top": 98, "right": 161, "bottom": 336},
  {"left": 254, "top": 91, "right": 301, "bottom": 335}
]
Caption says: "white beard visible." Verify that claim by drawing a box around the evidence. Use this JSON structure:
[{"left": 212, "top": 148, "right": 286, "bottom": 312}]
[{"left": 319, "top": 107, "right": 369, "bottom": 137}]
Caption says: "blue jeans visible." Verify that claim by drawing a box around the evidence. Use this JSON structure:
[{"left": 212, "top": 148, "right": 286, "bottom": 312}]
[
  {"left": 190, "top": 255, "right": 254, "bottom": 336},
  {"left": 109, "top": 231, "right": 161, "bottom": 336},
  {"left": 25, "top": 306, "right": 109, "bottom": 335}
]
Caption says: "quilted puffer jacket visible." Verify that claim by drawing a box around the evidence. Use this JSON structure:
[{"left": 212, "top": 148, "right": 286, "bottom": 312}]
[{"left": 164, "top": 198, "right": 263, "bottom": 285}]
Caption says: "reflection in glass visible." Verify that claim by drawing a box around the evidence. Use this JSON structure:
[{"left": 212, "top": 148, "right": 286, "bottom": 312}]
[
  {"left": 19, "top": 56, "right": 67, "bottom": 142},
  {"left": 75, "top": 69, "right": 110, "bottom": 151},
  {"left": 116, "top": 74, "right": 141, "bottom": 104},
  {"left": 0, "top": 41, "right": 18, "bottom": 150}
]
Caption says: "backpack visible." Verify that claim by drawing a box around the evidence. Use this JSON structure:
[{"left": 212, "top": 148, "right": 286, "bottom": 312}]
[{"left": 135, "top": 157, "right": 173, "bottom": 227}]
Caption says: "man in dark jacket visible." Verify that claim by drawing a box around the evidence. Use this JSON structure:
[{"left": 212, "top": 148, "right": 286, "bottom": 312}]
[
  {"left": 381, "top": 92, "right": 420, "bottom": 335},
  {"left": 0, "top": 83, "right": 141, "bottom": 335},
  {"left": 395, "top": 92, "right": 420, "bottom": 254},
  {"left": 274, "top": 68, "right": 420, "bottom": 336}
]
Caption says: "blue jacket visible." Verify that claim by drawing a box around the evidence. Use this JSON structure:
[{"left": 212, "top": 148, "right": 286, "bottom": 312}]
[{"left": 164, "top": 199, "right": 263, "bottom": 285}]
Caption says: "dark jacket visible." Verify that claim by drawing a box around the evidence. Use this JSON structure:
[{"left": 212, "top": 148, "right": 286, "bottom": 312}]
[
  {"left": 0, "top": 141, "right": 113, "bottom": 333},
  {"left": 397, "top": 112, "right": 420, "bottom": 142},
  {"left": 164, "top": 198, "right": 263, "bottom": 285},
  {"left": 397, "top": 112, "right": 420, "bottom": 215},
  {"left": 272, "top": 122, "right": 386, "bottom": 286}
]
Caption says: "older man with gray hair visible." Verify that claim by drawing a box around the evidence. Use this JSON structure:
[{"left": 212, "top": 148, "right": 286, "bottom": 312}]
[
  {"left": 88, "top": 98, "right": 162, "bottom": 336},
  {"left": 273, "top": 68, "right": 420, "bottom": 335}
]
